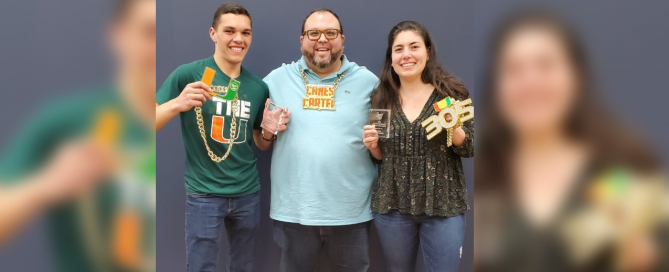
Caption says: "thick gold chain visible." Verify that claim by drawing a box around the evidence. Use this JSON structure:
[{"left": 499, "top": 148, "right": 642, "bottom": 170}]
[
  {"left": 194, "top": 93, "right": 238, "bottom": 162},
  {"left": 446, "top": 119, "right": 463, "bottom": 147},
  {"left": 299, "top": 67, "right": 347, "bottom": 94}
]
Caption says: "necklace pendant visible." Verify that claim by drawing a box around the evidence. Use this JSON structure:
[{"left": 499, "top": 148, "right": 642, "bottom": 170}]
[
  {"left": 302, "top": 84, "right": 336, "bottom": 111},
  {"left": 211, "top": 78, "right": 240, "bottom": 101}
]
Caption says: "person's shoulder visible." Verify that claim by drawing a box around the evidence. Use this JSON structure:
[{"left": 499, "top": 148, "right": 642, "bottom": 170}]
[
  {"left": 346, "top": 60, "right": 379, "bottom": 85},
  {"left": 161, "top": 58, "right": 212, "bottom": 88},
  {"left": 354, "top": 66, "right": 379, "bottom": 81},
  {"left": 264, "top": 59, "right": 300, "bottom": 82},
  {"left": 241, "top": 67, "right": 268, "bottom": 91},
  {"left": 47, "top": 86, "right": 114, "bottom": 113},
  {"left": 0, "top": 86, "right": 118, "bottom": 181},
  {"left": 24, "top": 86, "right": 115, "bottom": 132},
  {"left": 175, "top": 58, "right": 209, "bottom": 73},
  {"left": 241, "top": 67, "right": 265, "bottom": 85},
  {"left": 162, "top": 57, "right": 207, "bottom": 80}
]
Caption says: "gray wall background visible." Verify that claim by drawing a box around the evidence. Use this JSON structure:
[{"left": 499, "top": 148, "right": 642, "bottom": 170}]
[
  {"left": 0, "top": 1, "right": 114, "bottom": 271},
  {"left": 473, "top": 0, "right": 669, "bottom": 162},
  {"left": 0, "top": 0, "right": 667, "bottom": 271},
  {"left": 156, "top": 0, "right": 475, "bottom": 272}
]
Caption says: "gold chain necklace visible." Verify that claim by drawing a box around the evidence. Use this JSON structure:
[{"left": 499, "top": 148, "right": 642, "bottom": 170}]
[
  {"left": 194, "top": 90, "right": 239, "bottom": 162},
  {"left": 299, "top": 67, "right": 347, "bottom": 95}
]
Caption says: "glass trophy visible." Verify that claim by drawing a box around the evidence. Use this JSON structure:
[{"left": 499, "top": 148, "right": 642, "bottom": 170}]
[
  {"left": 262, "top": 102, "right": 285, "bottom": 135},
  {"left": 369, "top": 109, "right": 391, "bottom": 138}
]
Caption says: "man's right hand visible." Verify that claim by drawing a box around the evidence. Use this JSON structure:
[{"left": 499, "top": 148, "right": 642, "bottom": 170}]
[
  {"left": 261, "top": 98, "right": 291, "bottom": 134},
  {"left": 31, "top": 139, "right": 115, "bottom": 206},
  {"left": 171, "top": 82, "right": 213, "bottom": 112},
  {"left": 0, "top": 138, "right": 114, "bottom": 245},
  {"left": 156, "top": 82, "right": 212, "bottom": 131}
]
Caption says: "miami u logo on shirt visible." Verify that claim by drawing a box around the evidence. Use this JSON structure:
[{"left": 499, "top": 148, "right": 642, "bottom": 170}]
[{"left": 210, "top": 97, "right": 251, "bottom": 144}]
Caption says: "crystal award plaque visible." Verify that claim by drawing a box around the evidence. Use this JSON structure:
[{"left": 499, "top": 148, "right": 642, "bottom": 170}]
[
  {"left": 261, "top": 102, "right": 285, "bottom": 135},
  {"left": 369, "top": 109, "right": 391, "bottom": 138}
]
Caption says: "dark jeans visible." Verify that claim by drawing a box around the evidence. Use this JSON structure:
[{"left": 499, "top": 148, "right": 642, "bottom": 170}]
[
  {"left": 273, "top": 220, "right": 371, "bottom": 272},
  {"left": 185, "top": 191, "right": 260, "bottom": 272},
  {"left": 373, "top": 211, "right": 465, "bottom": 272}
]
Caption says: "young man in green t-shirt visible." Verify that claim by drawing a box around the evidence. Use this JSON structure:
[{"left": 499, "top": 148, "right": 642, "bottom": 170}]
[{"left": 155, "top": 3, "right": 289, "bottom": 271}]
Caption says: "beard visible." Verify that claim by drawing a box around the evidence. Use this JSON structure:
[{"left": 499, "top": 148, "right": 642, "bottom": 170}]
[{"left": 302, "top": 46, "right": 344, "bottom": 69}]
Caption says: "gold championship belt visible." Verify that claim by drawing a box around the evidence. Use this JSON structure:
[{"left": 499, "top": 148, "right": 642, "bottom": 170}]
[{"left": 421, "top": 97, "right": 474, "bottom": 147}]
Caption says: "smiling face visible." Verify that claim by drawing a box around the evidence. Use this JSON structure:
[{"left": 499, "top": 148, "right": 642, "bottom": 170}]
[
  {"left": 495, "top": 27, "right": 578, "bottom": 136},
  {"left": 210, "top": 13, "right": 252, "bottom": 65},
  {"left": 391, "top": 30, "right": 429, "bottom": 81},
  {"left": 300, "top": 12, "right": 345, "bottom": 69}
]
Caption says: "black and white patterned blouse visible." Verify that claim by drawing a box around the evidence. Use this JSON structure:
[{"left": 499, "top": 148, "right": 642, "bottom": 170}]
[{"left": 372, "top": 90, "right": 474, "bottom": 217}]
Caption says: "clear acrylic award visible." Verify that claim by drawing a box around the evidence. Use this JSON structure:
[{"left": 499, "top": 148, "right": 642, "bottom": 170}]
[
  {"left": 262, "top": 102, "right": 285, "bottom": 135},
  {"left": 369, "top": 109, "right": 391, "bottom": 138}
]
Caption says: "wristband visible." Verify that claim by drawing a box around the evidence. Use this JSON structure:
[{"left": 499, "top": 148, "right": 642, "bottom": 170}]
[{"left": 261, "top": 129, "right": 277, "bottom": 141}]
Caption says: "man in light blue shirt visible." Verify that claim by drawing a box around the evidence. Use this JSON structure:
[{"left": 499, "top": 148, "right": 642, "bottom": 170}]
[{"left": 263, "top": 8, "right": 378, "bottom": 272}]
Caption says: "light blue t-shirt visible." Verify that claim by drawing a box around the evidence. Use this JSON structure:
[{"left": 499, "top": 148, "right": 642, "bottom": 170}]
[{"left": 263, "top": 55, "right": 379, "bottom": 225}]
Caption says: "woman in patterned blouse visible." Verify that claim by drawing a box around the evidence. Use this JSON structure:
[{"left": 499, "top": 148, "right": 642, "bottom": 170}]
[{"left": 362, "top": 21, "right": 474, "bottom": 272}]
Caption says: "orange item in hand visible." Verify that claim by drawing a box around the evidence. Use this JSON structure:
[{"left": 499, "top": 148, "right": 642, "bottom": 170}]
[
  {"left": 93, "top": 108, "right": 122, "bottom": 148},
  {"left": 202, "top": 67, "right": 216, "bottom": 96}
]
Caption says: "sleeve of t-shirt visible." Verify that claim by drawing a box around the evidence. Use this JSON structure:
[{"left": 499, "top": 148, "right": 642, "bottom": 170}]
[
  {"left": 156, "top": 65, "right": 192, "bottom": 105},
  {"left": 253, "top": 81, "right": 270, "bottom": 130}
]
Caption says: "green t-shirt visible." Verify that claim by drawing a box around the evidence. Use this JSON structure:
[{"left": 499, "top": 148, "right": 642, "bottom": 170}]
[
  {"left": 156, "top": 56, "right": 268, "bottom": 196},
  {"left": 0, "top": 87, "right": 156, "bottom": 272}
]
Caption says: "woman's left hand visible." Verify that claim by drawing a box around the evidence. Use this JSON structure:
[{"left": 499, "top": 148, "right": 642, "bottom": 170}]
[
  {"left": 452, "top": 127, "right": 466, "bottom": 147},
  {"left": 444, "top": 112, "right": 466, "bottom": 147},
  {"left": 363, "top": 125, "right": 380, "bottom": 149}
]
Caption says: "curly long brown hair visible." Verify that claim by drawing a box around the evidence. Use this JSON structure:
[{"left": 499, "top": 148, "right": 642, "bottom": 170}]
[{"left": 371, "top": 21, "right": 469, "bottom": 110}]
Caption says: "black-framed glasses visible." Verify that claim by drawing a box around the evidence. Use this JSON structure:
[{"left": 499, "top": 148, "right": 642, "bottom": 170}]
[{"left": 302, "top": 29, "right": 341, "bottom": 41}]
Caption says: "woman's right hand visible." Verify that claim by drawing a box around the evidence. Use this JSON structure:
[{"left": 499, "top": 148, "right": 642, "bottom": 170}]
[{"left": 363, "top": 125, "right": 380, "bottom": 150}]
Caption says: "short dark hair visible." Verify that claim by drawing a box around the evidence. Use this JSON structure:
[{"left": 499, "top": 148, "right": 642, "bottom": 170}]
[
  {"left": 301, "top": 8, "right": 343, "bottom": 35},
  {"left": 212, "top": 2, "right": 252, "bottom": 29}
]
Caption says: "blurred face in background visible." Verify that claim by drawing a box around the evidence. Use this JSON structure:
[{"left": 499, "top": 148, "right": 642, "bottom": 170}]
[
  {"left": 110, "top": 0, "right": 157, "bottom": 92},
  {"left": 495, "top": 26, "right": 578, "bottom": 137}
]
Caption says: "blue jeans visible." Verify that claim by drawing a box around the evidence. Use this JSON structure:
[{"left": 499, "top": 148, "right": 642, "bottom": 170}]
[
  {"left": 273, "top": 220, "right": 371, "bottom": 272},
  {"left": 373, "top": 211, "right": 465, "bottom": 272},
  {"left": 185, "top": 191, "right": 260, "bottom": 272}
]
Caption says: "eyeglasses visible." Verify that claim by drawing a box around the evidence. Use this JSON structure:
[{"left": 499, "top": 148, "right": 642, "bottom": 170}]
[{"left": 302, "top": 29, "right": 341, "bottom": 41}]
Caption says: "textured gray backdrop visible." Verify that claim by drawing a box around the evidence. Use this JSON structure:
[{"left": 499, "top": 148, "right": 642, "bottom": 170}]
[
  {"left": 473, "top": 0, "right": 669, "bottom": 157},
  {"left": 156, "top": 0, "right": 474, "bottom": 272},
  {"left": 0, "top": 1, "right": 113, "bottom": 271}
]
